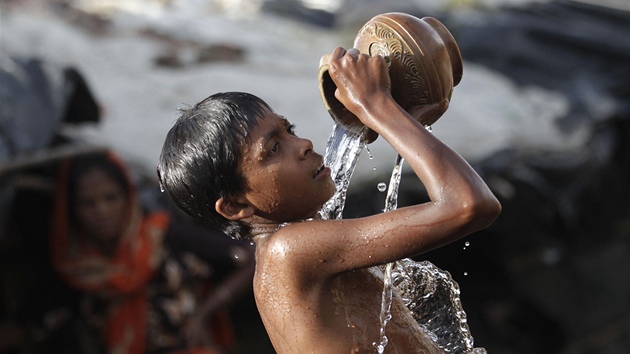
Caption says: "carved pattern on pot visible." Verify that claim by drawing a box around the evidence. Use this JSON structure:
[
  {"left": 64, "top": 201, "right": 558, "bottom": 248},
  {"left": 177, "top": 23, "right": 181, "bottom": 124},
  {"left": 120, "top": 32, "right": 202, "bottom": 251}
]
[
  {"left": 361, "top": 21, "right": 430, "bottom": 113},
  {"left": 317, "top": 13, "right": 463, "bottom": 143}
]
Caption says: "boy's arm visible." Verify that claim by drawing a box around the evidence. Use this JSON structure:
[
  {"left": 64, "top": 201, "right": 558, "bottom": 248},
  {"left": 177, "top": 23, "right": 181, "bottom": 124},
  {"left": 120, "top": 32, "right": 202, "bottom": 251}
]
[{"left": 276, "top": 47, "right": 500, "bottom": 278}]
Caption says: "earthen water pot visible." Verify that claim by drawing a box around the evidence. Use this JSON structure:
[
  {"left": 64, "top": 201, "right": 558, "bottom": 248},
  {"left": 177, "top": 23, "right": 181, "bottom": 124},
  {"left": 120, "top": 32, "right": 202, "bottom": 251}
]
[{"left": 318, "top": 13, "right": 463, "bottom": 143}]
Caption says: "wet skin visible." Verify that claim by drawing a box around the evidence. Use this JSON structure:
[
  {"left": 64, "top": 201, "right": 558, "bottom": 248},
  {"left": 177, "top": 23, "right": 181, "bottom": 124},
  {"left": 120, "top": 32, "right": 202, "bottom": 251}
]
[
  {"left": 74, "top": 168, "right": 127, "bottom": 256},
  {"left": 235, "top": 110, "right": 336, "bottom": 224},
  {"left": 224, "top": 47, "right": 501, "bottom": 353}
]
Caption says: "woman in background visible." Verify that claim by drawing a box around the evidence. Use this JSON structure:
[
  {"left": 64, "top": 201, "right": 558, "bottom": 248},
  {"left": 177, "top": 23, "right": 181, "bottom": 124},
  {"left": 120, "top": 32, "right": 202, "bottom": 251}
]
[{"left": 50, "top": 150, "right": 254, "bottom": 354}]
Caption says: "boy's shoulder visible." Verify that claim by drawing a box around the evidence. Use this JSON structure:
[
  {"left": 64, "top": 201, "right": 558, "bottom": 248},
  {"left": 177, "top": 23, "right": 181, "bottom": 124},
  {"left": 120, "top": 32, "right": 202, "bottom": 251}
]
[
  {"left": 260, "top": 219, "right": 328, "bottom": 252},
  {"left": 256, "top": 219, "right": 336, "bottom": 267}
]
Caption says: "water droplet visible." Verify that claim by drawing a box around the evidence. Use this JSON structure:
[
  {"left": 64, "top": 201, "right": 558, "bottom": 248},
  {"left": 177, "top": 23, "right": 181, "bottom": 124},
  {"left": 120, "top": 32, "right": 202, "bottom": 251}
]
[
  {"left": 377, "top": 182, "right": 387, "bottom": 192},
  {"left": 465, "top": 241, "right": 470, "bottom": 247},
  {"left": 464, "top": 272, "right": 468, "bottom": 276}
]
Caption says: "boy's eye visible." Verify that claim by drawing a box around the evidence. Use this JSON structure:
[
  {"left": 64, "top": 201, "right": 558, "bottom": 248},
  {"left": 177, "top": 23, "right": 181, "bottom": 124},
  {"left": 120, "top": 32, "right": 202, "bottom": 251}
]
[{"left": 268, "top": 142, "right": 280, "bottom": 156}]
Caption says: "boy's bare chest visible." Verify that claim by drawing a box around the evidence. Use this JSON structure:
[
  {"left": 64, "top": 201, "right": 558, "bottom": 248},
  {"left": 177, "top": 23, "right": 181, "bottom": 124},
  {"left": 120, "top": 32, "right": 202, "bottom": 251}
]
[
  {"left": 331, "top": 269, "right": 440, "bottom": 353},
  {"left": 253, "top": 265, "right": 438, "bottom": 353}
]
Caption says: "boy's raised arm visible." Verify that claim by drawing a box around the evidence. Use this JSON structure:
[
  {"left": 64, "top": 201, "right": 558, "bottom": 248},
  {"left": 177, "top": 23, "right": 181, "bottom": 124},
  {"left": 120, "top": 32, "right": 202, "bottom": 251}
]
[{"left": 281, "top": 47, "right": 501, "bottom": 276}]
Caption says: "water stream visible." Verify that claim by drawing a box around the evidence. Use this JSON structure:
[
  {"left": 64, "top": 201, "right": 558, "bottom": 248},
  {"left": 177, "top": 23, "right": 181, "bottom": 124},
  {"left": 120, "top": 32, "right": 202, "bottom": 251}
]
[
  {"left": 319, "top": 123, "right": 486, "bottom": 353},
  {"left": 317, "top": 123, "right": 365, "bottom": 221},
  {"left": 374, "top": 153, "right": 405, "bottom": 353}
]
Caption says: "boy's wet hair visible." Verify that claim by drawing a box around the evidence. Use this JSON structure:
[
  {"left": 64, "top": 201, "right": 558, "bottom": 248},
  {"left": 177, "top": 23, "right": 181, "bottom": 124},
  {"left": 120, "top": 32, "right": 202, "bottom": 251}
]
[{"left": 157, "top": 92, "right": 271, "bottom": 240}]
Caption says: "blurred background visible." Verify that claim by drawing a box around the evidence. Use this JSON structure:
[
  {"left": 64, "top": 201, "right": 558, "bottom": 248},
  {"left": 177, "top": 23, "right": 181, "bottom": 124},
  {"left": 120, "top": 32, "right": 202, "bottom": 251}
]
[{"left": 1, "top": 0, "right": 629, "bottom": 353}]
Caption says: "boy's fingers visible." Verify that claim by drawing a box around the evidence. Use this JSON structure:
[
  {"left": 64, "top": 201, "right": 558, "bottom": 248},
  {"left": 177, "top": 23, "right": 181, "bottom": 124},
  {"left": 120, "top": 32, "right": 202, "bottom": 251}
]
[
  {"left": 331, "top": 47, "right": 347, "bottom": 60},
  {"left": 346, "top": 48, "right": 360, "bottom": 58}
]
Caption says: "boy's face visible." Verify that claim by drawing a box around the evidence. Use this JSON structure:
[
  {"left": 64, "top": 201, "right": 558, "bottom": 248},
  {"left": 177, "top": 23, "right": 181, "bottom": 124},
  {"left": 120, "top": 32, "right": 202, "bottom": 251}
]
[{"left": 237, "top": 108, "right": 335, "bottom": 222}]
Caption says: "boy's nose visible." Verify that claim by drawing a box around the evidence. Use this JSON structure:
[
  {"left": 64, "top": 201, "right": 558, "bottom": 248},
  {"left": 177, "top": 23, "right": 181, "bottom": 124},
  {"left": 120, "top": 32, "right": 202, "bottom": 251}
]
[{"left": 298, "top": 137, "right": 313, "bottom": 160}]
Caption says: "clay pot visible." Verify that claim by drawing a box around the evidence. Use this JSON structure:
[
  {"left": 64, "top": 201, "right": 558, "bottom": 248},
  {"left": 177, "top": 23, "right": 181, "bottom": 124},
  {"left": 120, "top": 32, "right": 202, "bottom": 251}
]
[{"left": 318, "top": 13, "right": 463, "bottom": 142}]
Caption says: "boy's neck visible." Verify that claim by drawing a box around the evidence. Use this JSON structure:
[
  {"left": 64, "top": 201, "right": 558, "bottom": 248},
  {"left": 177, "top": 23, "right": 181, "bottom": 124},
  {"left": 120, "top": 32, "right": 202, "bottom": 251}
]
[
  {"left": 249, "top": 215, "right": 318, "bottom": 242},
  {"left": 250, "top": 219, "right": 282, "bottom": 240}
]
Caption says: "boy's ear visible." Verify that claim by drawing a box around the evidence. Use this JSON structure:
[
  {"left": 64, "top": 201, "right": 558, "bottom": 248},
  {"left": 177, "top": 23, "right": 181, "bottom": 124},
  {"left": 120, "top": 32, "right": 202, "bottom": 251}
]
[{"left": 215, "top": 197, "right": 254, "bottom": 221}]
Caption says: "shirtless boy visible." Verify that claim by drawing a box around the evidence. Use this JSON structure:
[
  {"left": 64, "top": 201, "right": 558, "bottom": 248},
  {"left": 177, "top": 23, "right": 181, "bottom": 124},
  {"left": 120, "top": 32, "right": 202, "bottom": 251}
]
[{"left": 157, "top": 47, "right": 501, "bottom": 353}]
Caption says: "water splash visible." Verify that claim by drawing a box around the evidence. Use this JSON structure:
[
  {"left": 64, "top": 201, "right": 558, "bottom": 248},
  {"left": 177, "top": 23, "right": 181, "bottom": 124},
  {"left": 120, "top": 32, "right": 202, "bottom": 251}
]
[
  {"left": 391, "top": 259, "right": 486, "bottom": 353},
  {"left": 318, "top": 122, "right": 485, "bottom": 354}
]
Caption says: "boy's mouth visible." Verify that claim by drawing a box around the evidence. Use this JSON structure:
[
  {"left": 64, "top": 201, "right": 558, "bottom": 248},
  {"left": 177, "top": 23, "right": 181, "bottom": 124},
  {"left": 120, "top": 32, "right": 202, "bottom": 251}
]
[{"left": 313, "top": 162, "right": 328, "bottom": 178}]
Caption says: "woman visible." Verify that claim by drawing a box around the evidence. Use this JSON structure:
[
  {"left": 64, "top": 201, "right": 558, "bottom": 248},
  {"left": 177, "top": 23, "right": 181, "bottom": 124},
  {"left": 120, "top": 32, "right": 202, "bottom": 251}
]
[{"left": 50, "top": 150, "right": 253, "bottom": 354}]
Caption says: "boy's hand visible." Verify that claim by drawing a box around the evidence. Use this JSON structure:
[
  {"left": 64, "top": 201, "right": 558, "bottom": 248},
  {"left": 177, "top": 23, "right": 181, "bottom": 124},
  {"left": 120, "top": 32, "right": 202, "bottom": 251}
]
[{"left": 327, "top": 47, "right": 392, "bottom": 128}]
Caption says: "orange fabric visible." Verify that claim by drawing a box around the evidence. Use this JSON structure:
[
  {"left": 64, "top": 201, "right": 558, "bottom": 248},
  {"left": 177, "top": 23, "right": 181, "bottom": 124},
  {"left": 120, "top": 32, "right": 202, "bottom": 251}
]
[{"left": 50, "top": 151, "right": 170, "bottom": 354}]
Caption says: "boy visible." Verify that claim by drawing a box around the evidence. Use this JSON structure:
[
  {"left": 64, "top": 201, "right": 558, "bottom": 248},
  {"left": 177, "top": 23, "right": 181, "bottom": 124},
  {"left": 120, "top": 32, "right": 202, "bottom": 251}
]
[{"left": 157, "top": 47, "right": 501, "bottom": 353}]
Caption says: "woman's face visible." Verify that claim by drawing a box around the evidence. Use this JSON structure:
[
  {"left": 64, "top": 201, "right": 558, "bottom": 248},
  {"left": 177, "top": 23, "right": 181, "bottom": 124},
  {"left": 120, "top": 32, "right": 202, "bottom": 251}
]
[{"left": 74, "top": 168, "right": 127, "bottom": 245}]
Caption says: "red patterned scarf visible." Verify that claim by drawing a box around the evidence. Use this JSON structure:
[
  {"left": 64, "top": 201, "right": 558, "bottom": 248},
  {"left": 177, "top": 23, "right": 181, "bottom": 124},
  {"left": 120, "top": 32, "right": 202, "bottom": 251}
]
[{"left": 50, "top": 151, "right": 170, "bottom": 354}]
